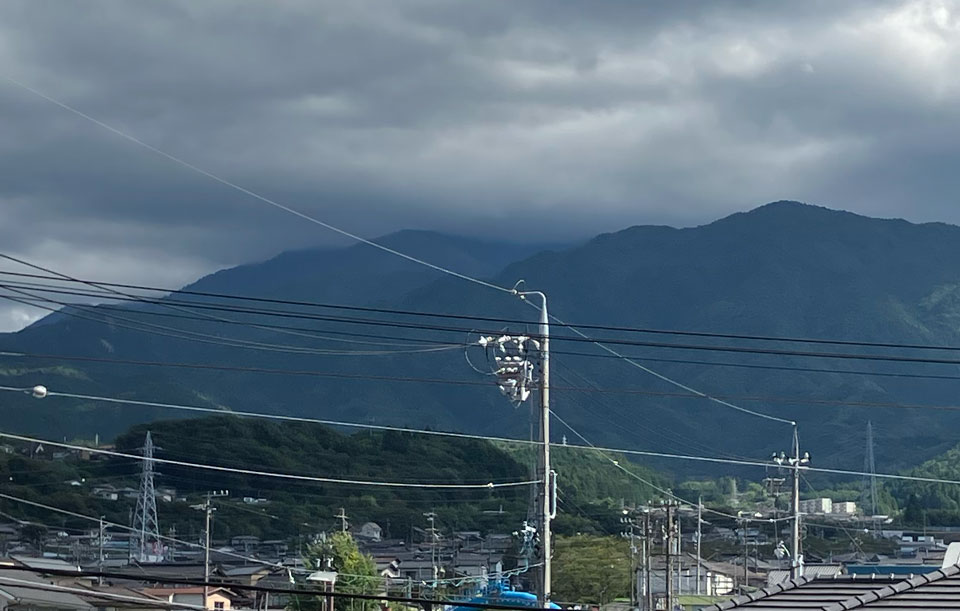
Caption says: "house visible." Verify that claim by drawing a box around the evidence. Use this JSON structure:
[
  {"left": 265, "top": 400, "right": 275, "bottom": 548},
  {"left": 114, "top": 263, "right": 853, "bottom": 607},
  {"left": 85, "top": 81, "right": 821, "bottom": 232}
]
[
  {"left": 832, "top": 501, "right": 858, "bottom": 515},
  {"left": 8, "top": 556, "right": 81, "bottom": 585},
  {"left": 767, "top": 563, "right": 842, "bottom": 586},
  {"left": 357, "top": 523, "right": 382, "bottom": 542},
  {"left": 706, "top": 561, "right": 960, "bottom": 609},
  {"left": 67, "top": 582, "right": 168, "bottom": 611},
  {"left": 140, "top": 587, "right": 240, "bottom": 610},
  {"left": 0, "top": 568, "right": 93, "bottom": 611},
  {"left": 91, "top": 486, "right": 118, "bottom": 502},
  {"left": 799, "top": 498, "right": 833, "bottom": 515}
]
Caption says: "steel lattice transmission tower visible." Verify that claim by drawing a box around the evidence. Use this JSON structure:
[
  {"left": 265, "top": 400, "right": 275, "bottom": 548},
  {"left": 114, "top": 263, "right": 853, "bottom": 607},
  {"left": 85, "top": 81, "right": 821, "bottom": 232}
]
[
  {"left": 130, "top": 431, "right": 162, "bottom": 562},
  {"left": 861, "top": 421, "right": 878, "bottom": 517}
]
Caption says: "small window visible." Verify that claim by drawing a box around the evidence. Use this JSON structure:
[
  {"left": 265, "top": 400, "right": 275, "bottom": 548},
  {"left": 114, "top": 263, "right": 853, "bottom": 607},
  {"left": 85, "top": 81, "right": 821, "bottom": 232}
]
[{"left": 214, "top": 602, "right": 225, "bottom": 610}]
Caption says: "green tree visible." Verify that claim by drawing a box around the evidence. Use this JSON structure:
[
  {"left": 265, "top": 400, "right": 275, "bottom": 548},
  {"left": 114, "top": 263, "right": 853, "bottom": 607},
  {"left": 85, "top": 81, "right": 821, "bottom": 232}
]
[
  {"left": 552, "top": 535, "right": 631, "bottom": 605},
  {"left": 293, "top": 532, "right": 381, "bottom": 611}
]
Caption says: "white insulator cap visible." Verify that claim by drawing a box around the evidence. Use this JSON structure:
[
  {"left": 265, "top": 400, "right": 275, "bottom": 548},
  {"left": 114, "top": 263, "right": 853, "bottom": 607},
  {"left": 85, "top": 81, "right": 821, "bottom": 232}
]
[{"left": 31, "top": 385, "right": 48, "bottom": 399}]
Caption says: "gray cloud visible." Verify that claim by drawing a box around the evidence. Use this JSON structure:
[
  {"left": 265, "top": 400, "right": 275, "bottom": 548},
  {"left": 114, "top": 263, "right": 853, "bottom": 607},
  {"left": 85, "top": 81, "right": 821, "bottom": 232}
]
[{"left": 0, "top": 0, "right": 958, "bottom": 329}]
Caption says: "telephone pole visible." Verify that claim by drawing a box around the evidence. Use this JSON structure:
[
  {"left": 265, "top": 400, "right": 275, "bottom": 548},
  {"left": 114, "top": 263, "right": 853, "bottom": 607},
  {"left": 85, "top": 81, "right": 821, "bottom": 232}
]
[
  {"left": 863, "top": 421, "right": 878, "bottom": 518},
  {"left": 202, "top": 490, "right": 229, "bottom": 610},
  {"left": 773, "top": 427, "right": 810, "bottom": 580},
  {"left": 424, "top": 511, "right": 439, "bottom": 586},
  {"left": 643, "top": 510, "right": 652, "bottom": 611},
  {"left": 696, "top": 498, "right": 702, "bottom": 596},
  {"left": 662, "top": 501, "right": 678, "bottom": 611},
  {"left": 521, "top": 289, "right": 552, "bottom": 607},
  {"left": 98, "top": 517, "right": 106, "bottom": 586},
  {"left": 335, "top": 508, "right": 349, "bottom": 533},
  {"left": 475, "top": 286, "right": 553, "bottom": 606}
]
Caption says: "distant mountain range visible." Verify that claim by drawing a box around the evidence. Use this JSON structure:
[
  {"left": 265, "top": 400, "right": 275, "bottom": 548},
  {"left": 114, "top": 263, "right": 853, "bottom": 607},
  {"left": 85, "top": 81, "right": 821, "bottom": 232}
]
[{"left": 4, "top": 201, "right": 960, "bottom": 477}]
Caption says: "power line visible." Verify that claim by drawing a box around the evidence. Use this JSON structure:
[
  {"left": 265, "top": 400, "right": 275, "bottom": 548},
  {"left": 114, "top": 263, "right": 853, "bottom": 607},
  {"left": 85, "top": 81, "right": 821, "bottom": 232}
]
[
  {"left": 0, "top": 491, "right": 298, "bottom": 571},
  {"left": 7, "top": 268, "right": 960, "bottom": 355},
  {"left": 8, "top": 351, "right": 960, "bottom": 411},
  {"left": 0, "top": 285, "right": 459, "bottom": 356},
  {"left": 16, "top": 288, "right": 960, "bottom": 383},
  {"left": 0, "top": 255, "right": 455, "bottom": 350},
  {"left": 0, "top": 564, "right": 556, "bottom": 611},
  {"left": 0, "top": 578, "right": 204, "bottom": 611},
  {"left": 15, "top": 278, "right": 960, "bottom": 367},
  {"left": 0, "top": 79, "right": 512, "bottom": 296},
  {"left": 1, "top": 385, "right": 953, "bottom": 488},
  {"left": 0, "top": 428, "right": 538, "bottom": 490}
]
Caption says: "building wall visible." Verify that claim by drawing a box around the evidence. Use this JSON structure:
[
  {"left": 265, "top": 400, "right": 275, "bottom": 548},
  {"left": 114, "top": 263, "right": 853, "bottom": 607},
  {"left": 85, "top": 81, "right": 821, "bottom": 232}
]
[
  {"left": 799, "top": 498, "right": 832, "bottom": 514},
  {"left": 169, "top": 592, "right": 232, "bottom": 610}
]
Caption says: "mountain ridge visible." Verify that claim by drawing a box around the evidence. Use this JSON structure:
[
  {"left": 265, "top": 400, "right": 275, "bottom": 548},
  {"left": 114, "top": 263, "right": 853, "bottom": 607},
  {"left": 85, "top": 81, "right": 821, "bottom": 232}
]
[{"left": 3, "top": 201, "right": 960, "bottom": 478}]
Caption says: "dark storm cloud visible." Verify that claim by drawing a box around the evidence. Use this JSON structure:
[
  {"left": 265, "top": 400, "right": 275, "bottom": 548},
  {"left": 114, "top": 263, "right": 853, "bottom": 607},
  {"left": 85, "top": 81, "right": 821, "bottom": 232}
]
[{"left": 0, "top": 0, "right": 958, "bottom": 329}]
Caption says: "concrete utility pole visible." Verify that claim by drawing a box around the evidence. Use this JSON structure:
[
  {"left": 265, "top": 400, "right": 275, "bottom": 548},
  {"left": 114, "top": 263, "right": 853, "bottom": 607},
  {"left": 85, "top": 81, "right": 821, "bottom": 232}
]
[
  {"left": 98, "top": 517, "right": 105, "bottom": 586},
  {"left": 476, "top": 286, "right": 553, "bottom": 606},
  {"left": 696, "top": 498, "right": 702, "bottom": 596},
  {"left": 525, "top": 290, "right": 552, "bottom": 607},
  {"left": 740, "top": 516, "right": 748, "bottom": 592},
  {"left": 202, "top": 490, "right": 229, "bottom": 610},
  {"left": 773, "top": 427, "right": 810, "bottom": 580},
  {"left": 644, "top": 510, "right": 652, "bottom": 611},
  {"left": 665, "top": 503, "right": 675, "bottom": 611},
  {"left": 621, "top": 511, "right": 637, "bottom": 607},
  {"left": 335, "top": 508, "right": 349, "bottom": 533},
  {"left": 424, "top": 511, "right": 439, "bottom": 586}
]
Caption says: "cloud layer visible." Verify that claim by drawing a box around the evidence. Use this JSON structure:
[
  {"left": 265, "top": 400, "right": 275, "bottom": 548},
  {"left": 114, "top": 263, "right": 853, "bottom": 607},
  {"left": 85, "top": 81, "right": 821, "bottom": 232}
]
[{"left": 1, "top": 0, "right": 959, "bottom": 329}]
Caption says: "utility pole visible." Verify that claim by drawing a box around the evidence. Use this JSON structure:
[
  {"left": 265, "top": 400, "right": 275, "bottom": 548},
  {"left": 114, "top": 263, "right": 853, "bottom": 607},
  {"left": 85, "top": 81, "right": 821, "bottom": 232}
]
[
  {"left": 476, "top": 286, "right": 553, "bottom": 606},
  {"left": 335, "top": 508, "right": 349, "bottom": 533},
  {"left": 644, "top": 510, "right": 652, "bottom": 611},
  {"left": 621, "top": 509, "right": 645, "bottom": 608},
  {"left": 525, "top": 290, "right": 552, "bottom": 608},
  {"left": 202, "top": 490, "right": 229, "bottom": 610},
  {"left": 740, "top": 516, "right": 748, "bottom": 593},
  {"left": 696, "top": 498, "right": 702, "bottom": 596},
  {"left": 676, "top": 516, "right": 682, "bottom": 599},
  {"left": 424, "top": 511, "right": 439, "bottom": 587},
  {"left": 863, "top": 421, "right": 879, "bottom": 535},
  {"left": 98, "top": 517, "right": 105, "bottom": 586},
  {"left": 665, "top": 502, "right": 675, "bottom": 611},
  {"left": 773, "top": 427, "right": 810, "bottom": 580}
]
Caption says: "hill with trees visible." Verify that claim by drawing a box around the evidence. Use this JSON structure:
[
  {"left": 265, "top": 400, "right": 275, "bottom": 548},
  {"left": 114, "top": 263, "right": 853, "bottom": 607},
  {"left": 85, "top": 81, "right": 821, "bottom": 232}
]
[
  {"left": 4, "top": 202, "right": 960, "bottom": 479},
  {"left": 0, "top": 415, "right": 669, "bottom": 541}
]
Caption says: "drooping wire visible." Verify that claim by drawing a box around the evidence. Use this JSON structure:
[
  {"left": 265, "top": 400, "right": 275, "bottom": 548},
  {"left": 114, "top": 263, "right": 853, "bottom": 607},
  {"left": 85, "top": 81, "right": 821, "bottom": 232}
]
[{"left": 0, "top": 79, "right": 513, "bottom": 295}]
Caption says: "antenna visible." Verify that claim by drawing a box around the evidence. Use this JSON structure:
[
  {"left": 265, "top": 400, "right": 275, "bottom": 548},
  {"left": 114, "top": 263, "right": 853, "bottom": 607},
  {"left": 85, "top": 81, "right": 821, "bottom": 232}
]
[{"left": 130, "top": 431, "right": 162, "bottom": 563}]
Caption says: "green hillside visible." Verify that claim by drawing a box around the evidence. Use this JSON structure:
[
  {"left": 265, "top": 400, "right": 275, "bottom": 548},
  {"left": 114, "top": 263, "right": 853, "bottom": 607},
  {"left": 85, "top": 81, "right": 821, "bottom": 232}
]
[
  {"left": 0, "top": 415, "right": 668, "bottom": 539},
  {"left": 5, "top": 202, "right": 960, "bottom": 478}
]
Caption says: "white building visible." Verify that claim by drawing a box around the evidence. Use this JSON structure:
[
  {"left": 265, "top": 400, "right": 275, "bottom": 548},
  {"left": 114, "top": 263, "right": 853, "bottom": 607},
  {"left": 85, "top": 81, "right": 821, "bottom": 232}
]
[
  {"left": 799, "top": 497, "right": 833, "bottom": 514},
  {"left": 833, "top": 501, "right": 858, "bottom": 515}
]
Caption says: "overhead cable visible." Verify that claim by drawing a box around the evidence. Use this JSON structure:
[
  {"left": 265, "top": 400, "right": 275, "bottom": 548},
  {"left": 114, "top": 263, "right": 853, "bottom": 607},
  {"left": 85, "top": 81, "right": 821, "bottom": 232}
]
[
  {"left": 0, "top": 78, "right": 513, "bottom": 295},
  {"left": 13, "top": 282, "right": 960, "bottom": 366},
  {"left": 0, "top": 428, "right": 537, "bottom": 490},
  {"left": 0, "top": 385, "right": 952, "bottom": 488},
  {"left": 6, "top": 268, "right": 960, "bottom": 354}
]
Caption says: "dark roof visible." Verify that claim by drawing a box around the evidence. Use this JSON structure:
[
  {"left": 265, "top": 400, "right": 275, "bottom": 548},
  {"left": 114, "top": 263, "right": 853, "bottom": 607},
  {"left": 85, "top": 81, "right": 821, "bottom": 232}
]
[
  {"left": 823, "top": 563, "right": 960, "bottom": 610},
  {"left": 707, "top": 565, "right": 960, "bottom": 609},
  {"left": 704, "top": 574, "right": 904, "bottom": 609},
  {"left": 0, "top": 568, "right": 93, "bottom": 609}
]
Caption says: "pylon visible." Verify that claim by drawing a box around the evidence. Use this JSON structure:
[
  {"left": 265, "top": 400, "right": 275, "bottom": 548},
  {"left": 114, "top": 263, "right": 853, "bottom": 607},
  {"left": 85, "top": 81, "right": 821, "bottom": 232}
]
[{"left": 130, "top": 431, "right": 162, "bottom": 562}]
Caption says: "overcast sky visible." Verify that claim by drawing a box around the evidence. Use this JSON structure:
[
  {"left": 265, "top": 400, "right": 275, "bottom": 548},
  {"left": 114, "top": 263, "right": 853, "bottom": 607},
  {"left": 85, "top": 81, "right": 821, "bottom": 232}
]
[{"left": 1, "top": 0, "right": 959, "bottom": 330}]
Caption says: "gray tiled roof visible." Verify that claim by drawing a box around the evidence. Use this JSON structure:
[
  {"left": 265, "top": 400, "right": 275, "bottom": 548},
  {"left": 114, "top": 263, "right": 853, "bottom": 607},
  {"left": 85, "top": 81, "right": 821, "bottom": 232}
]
[
  {"left": 705, "top": 565, "right": 960, "bottom": 609},
  {"left": 704, "top": 575, "right": 904, "bottom": 609},
  {"left": 0, "top": 568, "right": 93, "bottom": 609},
  {"left": 823, "top": 563, "right": 960, "bottom": 610}
]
